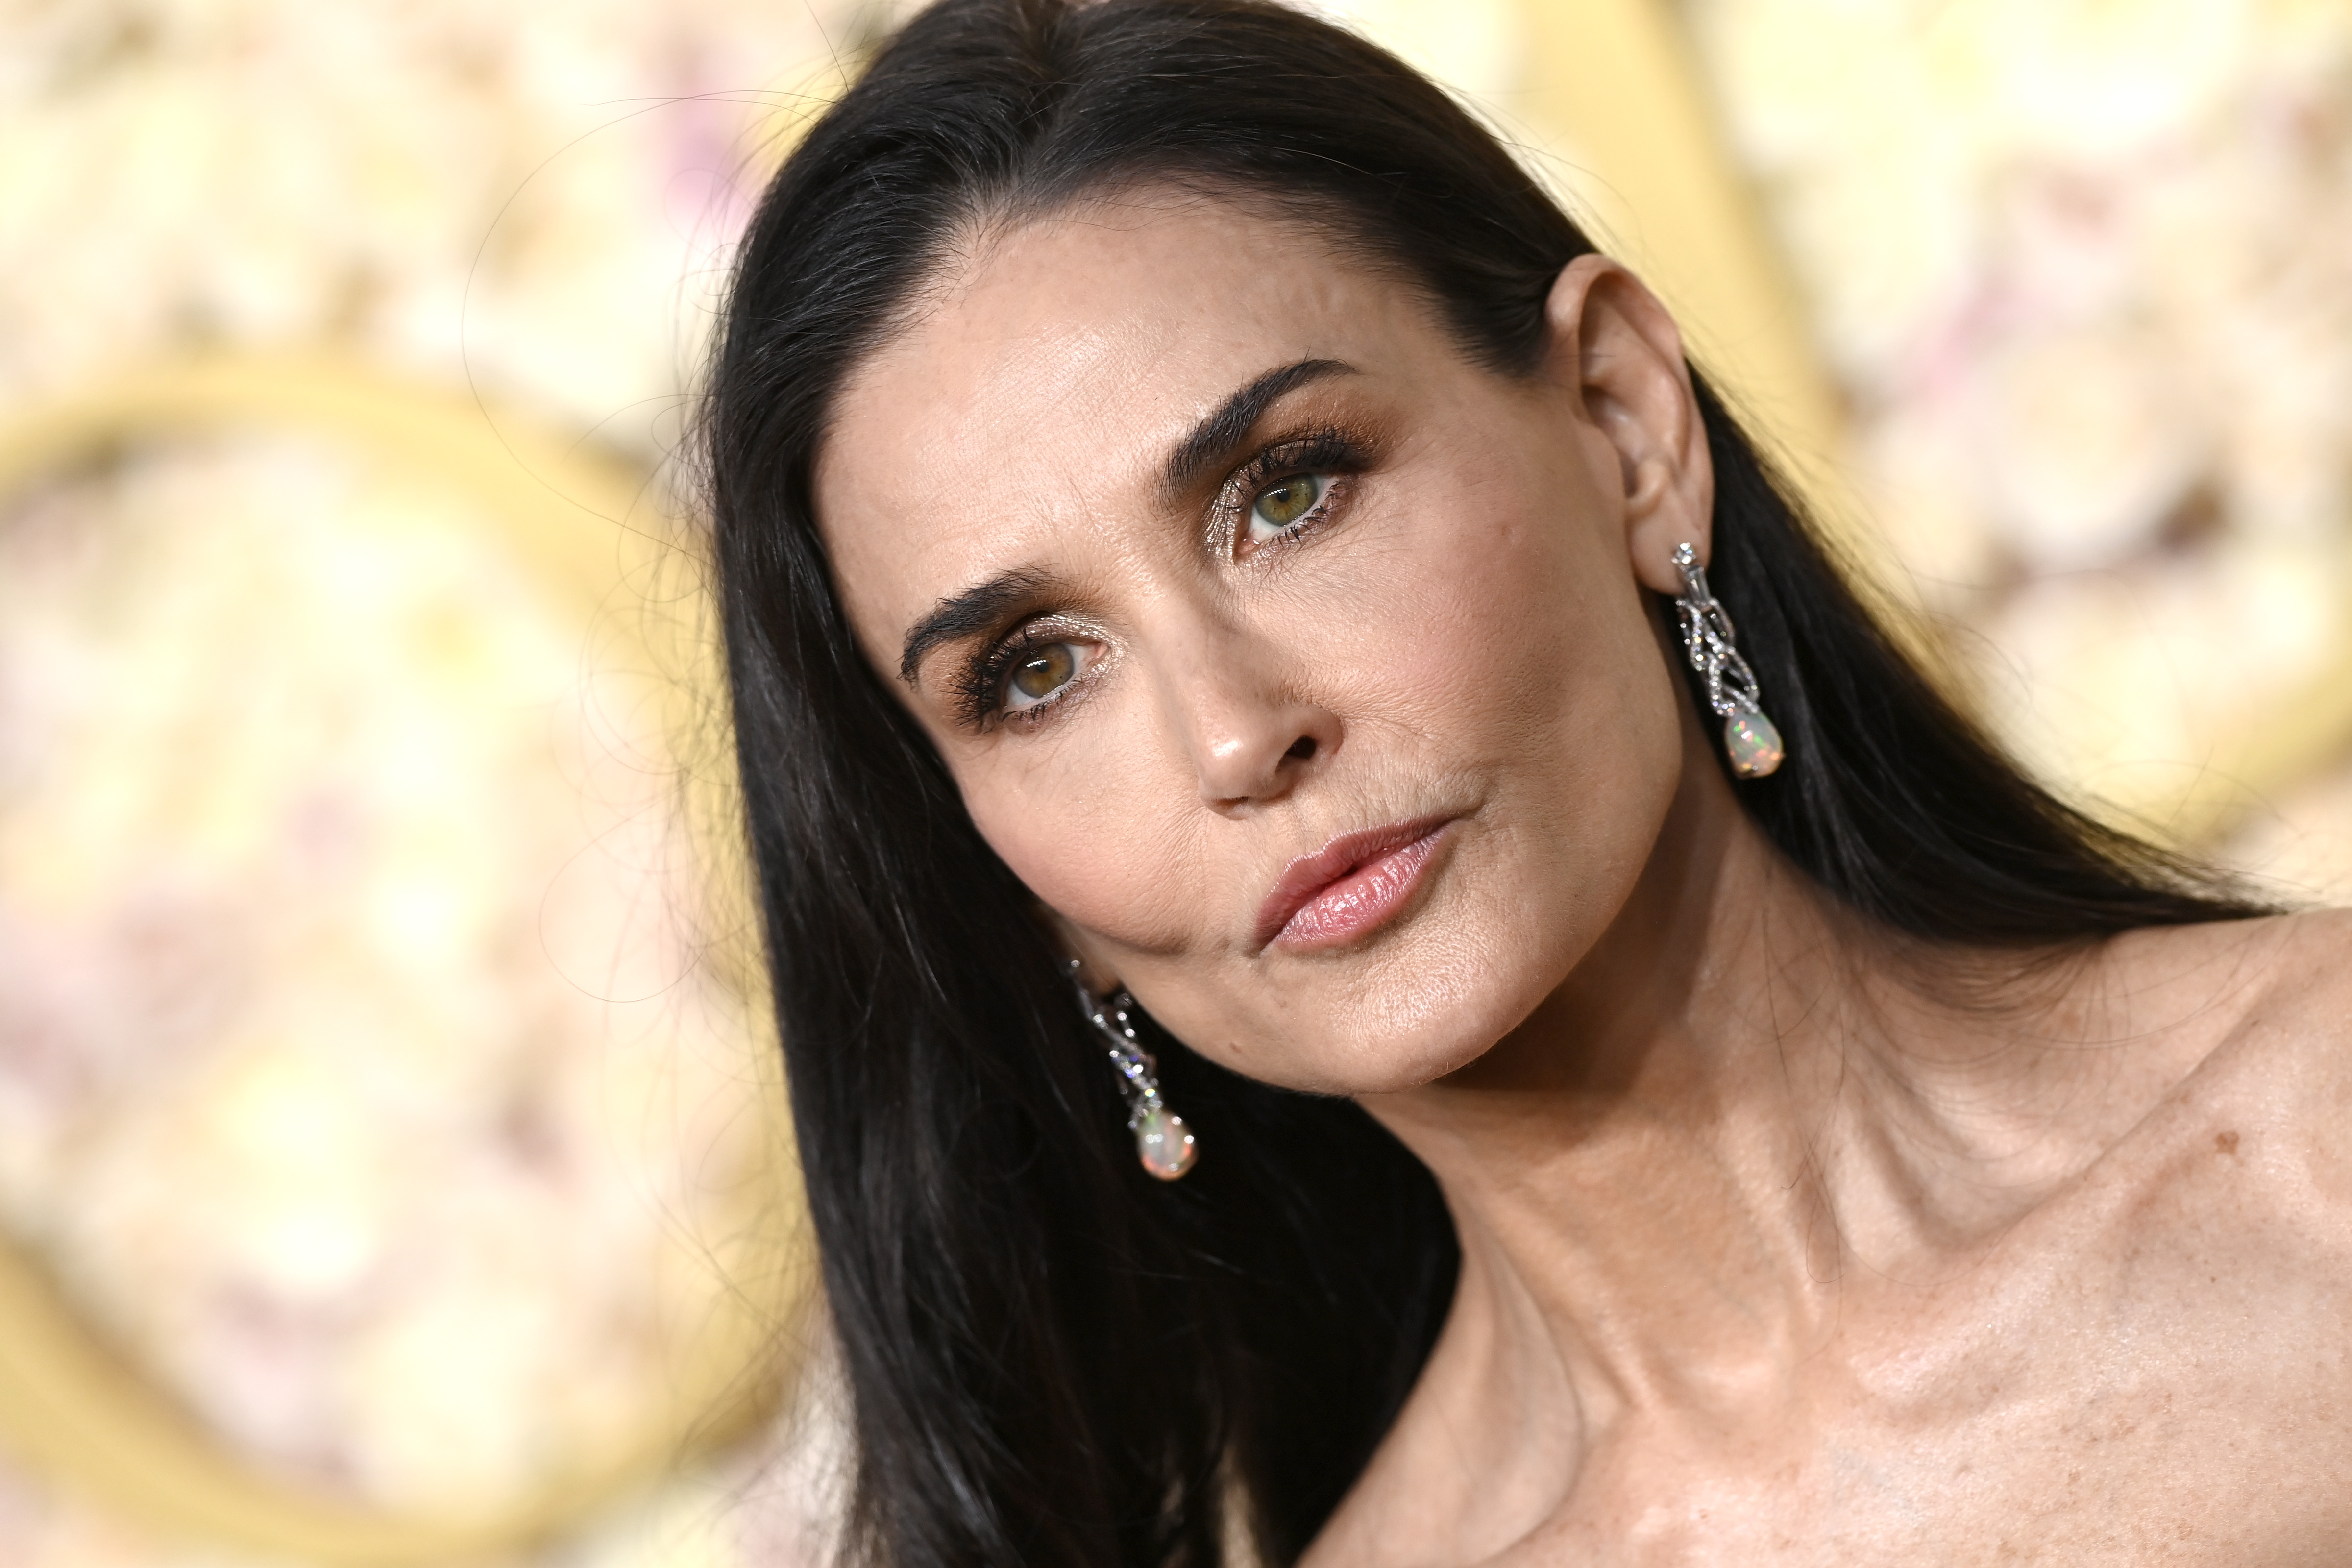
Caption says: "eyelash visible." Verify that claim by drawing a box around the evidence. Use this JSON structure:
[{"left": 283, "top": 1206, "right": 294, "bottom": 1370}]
[
  {"left": 955, "top": 424, "right": 1379, "bottom": 730},
  {"left": 957, "top": 622, "right": 1091, "bottom": 730},
  {"left": 1220, "top": 427, "right": 1370, "bottom": 555}
]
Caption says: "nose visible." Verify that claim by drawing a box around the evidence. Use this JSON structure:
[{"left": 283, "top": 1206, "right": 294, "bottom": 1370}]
[{"left": 1152, "top": 624, "right": 1341, "bottom": 811}]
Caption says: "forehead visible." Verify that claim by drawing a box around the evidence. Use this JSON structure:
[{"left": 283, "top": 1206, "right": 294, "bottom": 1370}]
[{"left": 813, "top": 194, "right": 1439, "bottom": 640}]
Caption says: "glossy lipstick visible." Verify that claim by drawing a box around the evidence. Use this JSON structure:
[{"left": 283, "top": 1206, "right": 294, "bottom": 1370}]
[{"left": 1256, "top": 817, "right": 1454, "bottom": 953}]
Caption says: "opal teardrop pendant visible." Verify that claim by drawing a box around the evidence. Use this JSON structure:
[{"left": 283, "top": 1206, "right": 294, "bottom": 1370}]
[
  {"left": 1076, "top": 967, "right": 1201, "bottom": 1182},
  {"left": 1723, "top": 710, "right": 1784, "bottom": 778},
  {"left": 1673, "top": 541, "right": 1789, "bottom": 784},
  {"left": 1135, "top": 1106, "right": 1197, "bottom": 1181}
]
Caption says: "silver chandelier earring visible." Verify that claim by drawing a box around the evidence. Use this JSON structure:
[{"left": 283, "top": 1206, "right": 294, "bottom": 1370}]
[
  {"left": 1671, "top": 542, "right": 1785, "bottom": 778},
  {"left": 1071, "top": 962, "right": 1198, "bottom": 1181}
]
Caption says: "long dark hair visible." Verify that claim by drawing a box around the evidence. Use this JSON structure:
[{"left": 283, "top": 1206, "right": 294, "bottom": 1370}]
[{"left": 704, "top": 1, "right": 2260, "bottom": 1562}]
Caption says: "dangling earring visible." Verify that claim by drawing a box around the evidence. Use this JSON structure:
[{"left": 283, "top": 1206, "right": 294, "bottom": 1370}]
[
  {"left": 1671, "top": 542, "right": 1785, "bottom": 778},
  {"left": 1071, "top": 961, "right": 1198, "bottom": 1181}
]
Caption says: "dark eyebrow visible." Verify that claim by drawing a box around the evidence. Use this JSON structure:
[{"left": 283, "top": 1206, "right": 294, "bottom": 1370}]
[
  {"left": 898, "top": 566, "right": 1052, "bottom": 686},
  {"left": 1161, "top": 358, "right": 1358, "bottom": 496},
  {"left": 895, "top": 360, "right": 1357, "bottom": 689}
]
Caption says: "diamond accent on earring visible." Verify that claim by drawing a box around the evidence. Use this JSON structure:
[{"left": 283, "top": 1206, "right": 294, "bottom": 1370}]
[
  {"left": 1073, "top": 964, "right": 1198, "bottom": 1181},
  {"left": 1671, "top": 542, "right": 1785, "bottom": 780}
]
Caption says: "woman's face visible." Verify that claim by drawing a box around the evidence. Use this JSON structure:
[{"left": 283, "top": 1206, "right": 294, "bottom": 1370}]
[{"left": 816, "top": 194, "right": 1714, "bottom": 1095}]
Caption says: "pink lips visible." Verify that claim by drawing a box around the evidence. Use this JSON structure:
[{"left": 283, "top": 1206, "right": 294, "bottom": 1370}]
[{"left": 1255, "top": 817, "right": 1455, "bottom": 953}]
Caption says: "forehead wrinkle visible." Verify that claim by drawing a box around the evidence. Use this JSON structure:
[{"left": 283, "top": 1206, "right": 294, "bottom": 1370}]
[
  {"left": 869, "top": 187, "right": 1187, "bottom": 371},
  {"left": 826, "top": 176, "right": 1448, "bottom": 467},
  {"left": 845, "top": 185, "right": 1341, "bottom": 434},
  {"left": 818, "top": 190, "right": 1438, "bottom": 669},
  {"left": 830, "top": 255, "right": 1201, "bottom": 552},
  {"left": 825, "top": 182, "right": 1403, "bottom": 493}
]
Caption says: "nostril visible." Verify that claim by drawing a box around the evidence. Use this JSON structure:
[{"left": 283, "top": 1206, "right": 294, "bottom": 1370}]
[{"left": 1285, "top": 734, "right": 1317, "bottom": 762}]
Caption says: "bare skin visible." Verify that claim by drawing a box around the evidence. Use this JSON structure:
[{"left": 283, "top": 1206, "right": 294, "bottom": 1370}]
[{"left": 813, "top": 192, "right": 2352, "bottom": 1563}]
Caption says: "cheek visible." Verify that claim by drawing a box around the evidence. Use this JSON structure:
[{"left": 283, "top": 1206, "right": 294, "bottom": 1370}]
[
  {"left": 1298, "top": 456, "right": 1625, "bottom": 757},
  {"left": 1236, "top": 471, "right": 1683, "bottom": 1068},
  {"left": 958, "top": 737, "right": 1202, "bottom": 957}
]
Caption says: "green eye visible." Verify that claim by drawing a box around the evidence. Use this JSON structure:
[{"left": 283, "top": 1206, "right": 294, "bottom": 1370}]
[
  {"left": 1248, "top": 473, "right": 1325, "bottom": 539},
  {"left": 1006, "top": 641, "right": 1079, "bottom": 709}
]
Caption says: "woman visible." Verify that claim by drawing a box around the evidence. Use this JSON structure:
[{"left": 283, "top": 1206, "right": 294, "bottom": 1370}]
[{"left": 705, "top": 0, "right": 2352, "bottom": 1561}]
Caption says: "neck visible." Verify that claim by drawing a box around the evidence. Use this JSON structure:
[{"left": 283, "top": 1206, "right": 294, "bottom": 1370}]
[
  {"left": 1346, "top": 722, "right": 2260, "bottom": 1553},
  {"left": 1364, "top": 750, "right": 1861, "bottom": 1420}
]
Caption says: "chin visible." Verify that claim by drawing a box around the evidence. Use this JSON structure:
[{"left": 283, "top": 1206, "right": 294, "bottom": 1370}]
[
  {"left": 1236, "top": 915, "right": 1569, "bottom": 1097},
  {"left": 1356, "top": 977, "right": 1553, "bottom": 1093}
]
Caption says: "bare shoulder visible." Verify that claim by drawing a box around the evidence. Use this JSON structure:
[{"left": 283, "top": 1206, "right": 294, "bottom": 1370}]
[
  {"left": 2188, "top": 906, "right": 2352, "bottom": 1072},
  {"left": 2104, "top": 906, "right": 2352, "bottom": 1054},
  {"left": 2117, "top": 907, "right": 2352, "bottom": 1201},
  {"left": 2241, "top": 903, "right": 2352, "bottom": 1010}
]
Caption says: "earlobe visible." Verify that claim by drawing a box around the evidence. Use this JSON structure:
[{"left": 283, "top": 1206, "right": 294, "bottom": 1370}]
[{"left": 1543, "top": 256, "right": 1716, "bottom": 597}]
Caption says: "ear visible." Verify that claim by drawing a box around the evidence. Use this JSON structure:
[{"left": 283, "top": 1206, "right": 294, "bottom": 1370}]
[{"left": 1541, "top": 255, "right": 1715, "bottom": 596}]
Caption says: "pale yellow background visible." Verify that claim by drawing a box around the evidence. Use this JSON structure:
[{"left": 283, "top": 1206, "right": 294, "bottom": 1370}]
[{"left": 1, "top": 1, "right": 2347, "bottom": 1564}]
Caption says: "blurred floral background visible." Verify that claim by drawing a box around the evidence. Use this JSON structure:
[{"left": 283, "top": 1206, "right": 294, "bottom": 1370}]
[{"left": 0, "top": 0, "right": 2347, "bottom": 1565}]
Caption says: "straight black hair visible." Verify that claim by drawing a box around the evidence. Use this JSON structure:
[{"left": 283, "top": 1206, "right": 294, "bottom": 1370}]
[{"left": 704, "top": 1, "right": 2263, "bottom": 1562}]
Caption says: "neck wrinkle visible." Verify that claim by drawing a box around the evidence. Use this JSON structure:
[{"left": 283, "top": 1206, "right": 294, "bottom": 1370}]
[
  {"left": 1328, "top": 729, "right": 2292, "bottom": 1567},
  {"left": 1359, "top": 744, "right": 1890, "bottom": 1437}
]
